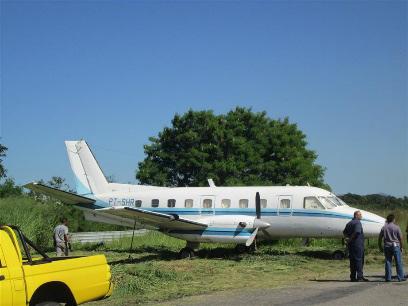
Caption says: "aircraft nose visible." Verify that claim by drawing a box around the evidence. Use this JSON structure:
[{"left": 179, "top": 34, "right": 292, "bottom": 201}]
[
  {"left": 362, "top": 210, "right": 385, "bottom": 224},
  {"left": 360, "top": 210, "right": 385, "bottom": 237}
]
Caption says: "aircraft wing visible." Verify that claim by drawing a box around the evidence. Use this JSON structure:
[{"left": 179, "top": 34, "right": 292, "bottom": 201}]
[
  {"left": 23, "top": 182, "right": 95, "bottom": 205},
  {"left": 99, "top": 206, "right": 208, "bottom": 230}
]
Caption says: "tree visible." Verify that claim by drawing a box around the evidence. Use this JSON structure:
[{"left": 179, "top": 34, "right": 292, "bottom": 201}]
[
  {"left": 136, "top": 107, "right": 329, "bottom": 189},
  {"left": 47, "top": 176, "right": 72, "bottom": 192},
  {"left": 0, "top": 178, "right": 23, "bottom": 198},
  {"left": 0, "top": 143, "right": 7, "bottom": 179}
]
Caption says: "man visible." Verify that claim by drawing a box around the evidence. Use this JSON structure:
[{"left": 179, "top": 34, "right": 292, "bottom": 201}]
[
  {"left": 343, "top": 210, "right": 368, "bottom": 282},
  {"left": 54, "top": 217, "right": 69, "bottom": 257},
  {"left": 378, "top": 214, "right": 406, "bottom": 282}
]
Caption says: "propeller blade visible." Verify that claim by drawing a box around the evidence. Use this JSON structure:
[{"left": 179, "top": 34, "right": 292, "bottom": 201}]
[
  {"left": 246, "top": 227, "right": 258, "bottom": 247},
  {"left": 256, "top": 192, "right": 261, "bottom": 219}
]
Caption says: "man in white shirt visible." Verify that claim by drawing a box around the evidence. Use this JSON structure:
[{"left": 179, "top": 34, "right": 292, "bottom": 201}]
[{"left": 54, "top": 217, "right": 69, "bottom": 257}]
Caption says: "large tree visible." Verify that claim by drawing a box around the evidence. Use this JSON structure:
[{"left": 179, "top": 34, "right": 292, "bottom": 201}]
[
  {"left": 136, "top": 107, "right": 329, "bottom": 189},
  {"left": 0, "top": 143, "right": 7, "bottom": 179}
]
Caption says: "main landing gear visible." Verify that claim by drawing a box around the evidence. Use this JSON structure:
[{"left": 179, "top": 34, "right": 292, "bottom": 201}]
[
  {"left": 178, "top": 242, "right": 200, "bottom": 259},
  {"left": 235, "top": 239, "right": 257, "bottom": 254},
  {"left": 332, "top": 250, "right": 346, "bottom": 260},
  {"left": 332, "top": 240, "right": 349, "bottom": 260}
]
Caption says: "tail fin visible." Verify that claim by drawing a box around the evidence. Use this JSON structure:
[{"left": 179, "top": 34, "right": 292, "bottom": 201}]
[{"left": 65, "top": 140, "right": 109, "bottom": 195}]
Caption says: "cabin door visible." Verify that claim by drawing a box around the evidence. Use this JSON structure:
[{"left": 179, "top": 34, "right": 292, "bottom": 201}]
[
  {"left": 199, "top": 195, "right": 216, "bottom": 216},
  {"left": 277, "top": 195, "right": 293, "bottom": 216}
]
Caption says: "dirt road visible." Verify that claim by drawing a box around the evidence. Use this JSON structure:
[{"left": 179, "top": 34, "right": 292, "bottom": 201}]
[{"left": 158, "top": 273, "right": 407, "bottom": 306}]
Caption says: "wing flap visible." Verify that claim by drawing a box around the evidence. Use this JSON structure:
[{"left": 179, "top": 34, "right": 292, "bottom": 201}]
[
  {"left": 23, "top": 182, "right": 95, "bottom": 205},
  {"left": 99, "top": 206, "right": 208, "bottom": 230}
]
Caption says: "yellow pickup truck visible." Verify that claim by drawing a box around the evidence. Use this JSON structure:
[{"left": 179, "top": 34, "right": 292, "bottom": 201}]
[{"left": 0, "top": 225, "right": 112, "bottom": 306}]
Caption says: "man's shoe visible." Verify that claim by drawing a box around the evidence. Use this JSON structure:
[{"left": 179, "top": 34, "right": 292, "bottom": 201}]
[
  {"left": 351, "top": 279, "right": 357, "bottom": 282},
  {"left": 398, "top": 278, "right": 407, "bottom": 282},
  {"left": 357, "top": 277, "right": 369, "bottom": 282}
]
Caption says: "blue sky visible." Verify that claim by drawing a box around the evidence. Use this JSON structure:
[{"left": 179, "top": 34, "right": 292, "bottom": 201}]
[{"left": 1, "top": 1, "right": 407, "bottom": 196}]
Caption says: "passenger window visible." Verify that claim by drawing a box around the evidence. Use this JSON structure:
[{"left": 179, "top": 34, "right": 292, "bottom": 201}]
[
  {"left": 239, "top": 199, "right": 249, "bottom": 208},
  {"left": 203, "top": 199, "right": 212, "bottom": 208},
  {"left": 261, "top": 199, "right": 267, "bottom": 208},
  {"left": 304, "top": 197, "right": 324, "bottom": 210},
  {"left": 135, "top": 200, "right": 142, "bottom": 208},
  {"left": 280, "top": 199, "right": 291, "bottom": 209},
  {"left": 185, "top": 199, "right": 194, "bottom": 208},
  {"left": 151, "top": 199, "right": 159, "bottom": 208},
  {"left": 168, "top": 199, "right": 176, "bottom": 208},
  {"left": 221, "top": 199, "right": 231, "bottom": 208}
]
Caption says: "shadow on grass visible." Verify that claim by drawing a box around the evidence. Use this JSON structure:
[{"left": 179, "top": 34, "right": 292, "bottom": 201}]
[
  {"left": 108, "top": 245, "right": 245, "bottom": 264},
  {"left": 309, "top": 279, "right": 352, "bottom": 283},
  {"left": 310, "top": 278, "right": 386, "bottom": 283},
  {"left": 105, "top": 245, "right": 346, "bottom": 264},
  {"left": 260, "top": 248, "right": 337, "bottom": 260}
]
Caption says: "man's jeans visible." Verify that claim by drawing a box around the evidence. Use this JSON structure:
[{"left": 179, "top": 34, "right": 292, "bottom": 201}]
[{"left": 384, "top": 246, "right": 405, "bottom": 281}]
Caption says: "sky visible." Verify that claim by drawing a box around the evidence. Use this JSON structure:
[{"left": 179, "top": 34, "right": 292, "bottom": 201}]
[{"left": 1, "top": 1, "right": 407, "bottom": 197}]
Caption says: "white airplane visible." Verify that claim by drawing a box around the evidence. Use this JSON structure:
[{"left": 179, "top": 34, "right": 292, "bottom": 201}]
[{"left": 25, "top": 140, "right": 385, "bottom": 258}]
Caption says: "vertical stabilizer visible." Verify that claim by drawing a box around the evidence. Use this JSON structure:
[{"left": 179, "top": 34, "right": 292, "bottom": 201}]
[{"left": 65, "top": 140, "right": 109, "bottom": 195}]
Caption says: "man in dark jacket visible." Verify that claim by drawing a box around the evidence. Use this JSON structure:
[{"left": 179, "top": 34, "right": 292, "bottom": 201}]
[{"left": 343, "top": 211, "right": 368, "bottom": 282}]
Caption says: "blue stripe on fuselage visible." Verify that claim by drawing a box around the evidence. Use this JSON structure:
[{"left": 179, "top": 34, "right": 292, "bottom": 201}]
[{"left": 93, "top": 201, "right": 380, "bottom": 223}]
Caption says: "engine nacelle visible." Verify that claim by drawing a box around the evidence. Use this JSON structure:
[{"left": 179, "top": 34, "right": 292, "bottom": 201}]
[{"left": 166, "top": 215, "right": 269, "bottom": 244}]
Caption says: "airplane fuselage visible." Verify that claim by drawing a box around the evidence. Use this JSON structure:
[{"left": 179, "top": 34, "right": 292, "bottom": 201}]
[{"left": 84, "top": 185, "right": 385, "bottom": 244}]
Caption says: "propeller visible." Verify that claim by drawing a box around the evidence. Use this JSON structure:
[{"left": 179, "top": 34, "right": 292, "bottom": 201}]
[
  {"left": 243, "top": 192, "right": 270, "bottom": 247},
  {"left": 245, "top": 192, "right": 262, "bottom": 249},
  {"left": 248, "top": 191, "right": 271, "bottom": 247},
  {"left": 255, "top": 192, "right": 261, "bottom": 219},
  {"left": 253, "top": 192, "right": 269, "bottom": 229}
]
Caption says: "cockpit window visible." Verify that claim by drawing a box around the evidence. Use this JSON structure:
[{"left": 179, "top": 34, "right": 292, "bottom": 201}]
[
  {"left": 318, "top": 197, "right": 337, "bottom": 209},
  {"left": 327, "top": 196, "right": 342, "bottom": 206},
  {"left": 334, "top": 196, "right": 348, "bottom": 206},
  {"left": 304, "top": 197, "right": 325, "bottom": 210}
]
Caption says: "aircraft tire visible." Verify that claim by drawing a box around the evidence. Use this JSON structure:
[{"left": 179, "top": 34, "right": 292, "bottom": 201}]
[
  {"left": 332, "top": 250, "right": 345, "bottom": 260},
  {"left": 179, "top": 247, "right": 194, "bottom": 259},
  {"left": 235, "top": 244, "right": 248, "bottom": 254}
]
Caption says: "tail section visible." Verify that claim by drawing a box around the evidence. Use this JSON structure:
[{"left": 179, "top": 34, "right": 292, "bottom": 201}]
[{"left": 65, "top": 140, "right": 109, "bottom": 195}]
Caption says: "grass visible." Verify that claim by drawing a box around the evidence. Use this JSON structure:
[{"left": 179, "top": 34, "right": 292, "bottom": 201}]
[{"left": 78, "top": 231, "right": 407, "bottom": 306}]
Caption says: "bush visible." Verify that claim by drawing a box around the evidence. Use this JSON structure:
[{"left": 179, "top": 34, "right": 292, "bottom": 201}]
[
  {"left": 0, "top": 178, "right": 23, "bottom": 198},
  {"left": 0, "top": 196, "right": 124, "bottom": 249}
]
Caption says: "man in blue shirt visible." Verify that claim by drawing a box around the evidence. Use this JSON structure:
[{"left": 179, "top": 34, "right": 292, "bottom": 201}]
[{"left": 343, "top": 211, "right": 368, "bottom": 282}]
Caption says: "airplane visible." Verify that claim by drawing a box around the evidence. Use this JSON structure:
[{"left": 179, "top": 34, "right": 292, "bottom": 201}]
[{"left": 25, "top": 140, "right": 385, "bottom": 259}]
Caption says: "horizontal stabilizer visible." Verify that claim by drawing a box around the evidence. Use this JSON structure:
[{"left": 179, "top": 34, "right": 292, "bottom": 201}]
[
  {"left": 24, "top": 182, "right": 95, "bottom": 205},
  {"left": 99, "top": 206, "right": 208, "bottom": 230}
]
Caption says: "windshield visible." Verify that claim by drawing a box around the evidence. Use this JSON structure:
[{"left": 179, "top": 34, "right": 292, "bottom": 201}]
[
  {"left": 318, "top": 196, "right": 337, "bottom": 209},
  {"left": 317, "top": 196, "right": 348, "bottom": 208},
  {"left": 336, "top": 197, "right": 348, "bottom": 206}
]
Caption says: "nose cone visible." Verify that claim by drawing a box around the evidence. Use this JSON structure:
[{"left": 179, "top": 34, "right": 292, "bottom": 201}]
[{"left": 360, "top": 209, "right": 385, "bottom": 237}]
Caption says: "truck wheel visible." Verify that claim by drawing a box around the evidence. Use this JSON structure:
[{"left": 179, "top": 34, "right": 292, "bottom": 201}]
[{"left": 35, "top": 302, "right": 61, "bottom": 306}]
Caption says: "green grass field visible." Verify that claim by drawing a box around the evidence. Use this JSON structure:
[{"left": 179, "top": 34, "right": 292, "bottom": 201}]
[{"left": 77, "top": 231, "right": 407, "bottom": 306}]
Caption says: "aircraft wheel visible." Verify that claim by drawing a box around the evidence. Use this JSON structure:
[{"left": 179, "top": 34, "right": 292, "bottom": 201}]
[
  {"left": 179, "top": 247, "right": 194, "bottom": 259},
  {"left": 235, "top": 244, "right": 248, "bottom": 254},
  {"left": 332, "top": 250, "right": 345, "bottom": 260}
]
